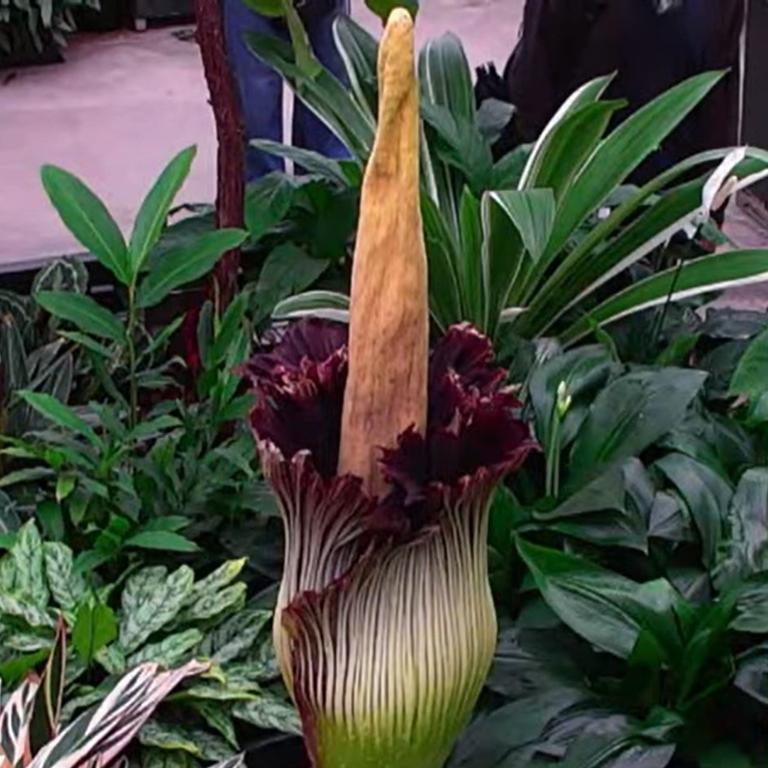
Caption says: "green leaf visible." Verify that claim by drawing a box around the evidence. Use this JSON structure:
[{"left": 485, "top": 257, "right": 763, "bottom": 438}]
[
  {"left": 72, "top": 601, "right": 118, "bottom": 664},
  {"left": 40, "top": 165, "right": 129, "bottom": 284},
  {"left": 730, "top": 325, "right": 768, "bottom": 399},
  {"left": 44, "top": 542, "right": 87, "bottom": 614},
  {"left": 0, "top": 649, "right": 49, "bottom": 686},
  {"left": 125, "top": 531, "right": 199, "bottom": 553},
  {"left": 567, "top": 368, "right": 707, "bottom": 490},
  {"left": 699, "top": 744, "right": 754, "bottom": 768},
  {"left": 36, "top": 501, "right": 65, "bottom": 542},
  {"left": 0, "top": 467, "right": 55, "bottom": 489},
  {"left": 185, "top": 559, "right": 246, "bottom": 605},
  {"left": 137, "top": 228, "right": 246, "bottom": 309},
  {"left": 655, "top": 453, "right": 732, "bottom": 568},
  {"left": 189, "top": 701, "right": 238, "bottom": 749},
  {"left": 119, "top": 565, "right": 194, "bottom": 653},
  {"left": 128, "top": 628, "right": 203, "bottom": 667},
  {"left": 129, "top": 146, "right": 197, "bottom": 276},
  {"left": 364, "top": 0, "right": 417, "bottom": 21},
  {"left": 182, "top": 583, "right": 246, "bottom": 623},
  {"left": 561, "top": 249, "right": 768, "bottom": 345},
  {"left": 233, "top": 691, "right": 301, "bottom": 735},
  {"left": 517, "top": 538, "right": 682, "bottom": 661},
  {"left": 546, "top": 71, "right": 723, "bottom": 258},
  {"left": 12, "top": 520, "right": 49, "bottom": 607},
  {"left": 717, "top": 468, "right": 768, "bottom": 588},
  {"left": 272, "top": 290, "right": 349, "bottom": 322},
  {"left": 199, "top": 609, "right": 271, "bottom": 665},
  {"left": 251, "top": 141, "right": 349, "bottom": 185},
  {"left": 18, "top": 391, "right": 99, "bottom": 444},
  {"left": 36, "top": 291, "right": 124, "bottom": 343}
]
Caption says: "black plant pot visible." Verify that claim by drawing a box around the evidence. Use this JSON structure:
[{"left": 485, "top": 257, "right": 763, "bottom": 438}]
[{"left": 0, "top": 24, "right": 63, "bottom": 69}]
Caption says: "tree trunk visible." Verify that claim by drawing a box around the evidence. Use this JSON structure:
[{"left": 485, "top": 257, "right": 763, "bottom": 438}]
[{"left": 195, "top": 0, "right": 244, "bottom": 308}]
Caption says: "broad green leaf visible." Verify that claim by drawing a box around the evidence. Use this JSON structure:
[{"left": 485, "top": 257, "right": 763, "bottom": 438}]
[
  {"left": 561, "top": 255, "right": 768, "bottom": 349},
  {"left": 520, "top": 75, "right": 614, "bottom": 189},
  {"left": 0, "top": 467, "right": 55, "bottom": 489},
  {"left": 0, "top": 592, "right": 56, "bottom": 628},
  {"left": 12, "top": 521, "right": 48, "bottom": 607},
  {"left": 17, "top": 390, "right": 99, "bottom": 444},
  {"left": 137, "top": 228, "right": 245, "bottom": 309},
  {"left": 40, "top": 165, "right": 129, "bottom": 284},
  {"left": 246, "top": 32, "right": 373, "bottom": 161},
  {"left": 244, "top": 173, "right": 296, "bottom": 241},
  {"left": 125, "top": 531, "right": 199, "bottom": 553},
  {"left": 334, "top": 14, "right": 378, "bottom": 119},
  {"left": 199, "top": 609, "right": 271, "bottom": 665},
  {"left": 139, "top": 720, "right": 202, "bottom": 757},
  {"left": 0, "top": 649, "right": 49, "bottom": 686},
  {"left": 189, "top": 701, "right": 238, "bottom": 749},
  {"left": 36, "top": 291, "right": 124, "bottom": 343},
  {"left": 716, "top": 468, "right": 768, "bottom": 588},
  {"left": 184, "top": 559, "right": 246, "bottom": 608},
  {"left": 517, "top": 538, "right": 683, "bottom": 660},
  {"left": 250, "top": 140, "right": 349, "bottom": 185},
  {"left": 129, "top": 146, "right": 197, "bottom": 275},
  {"left": 119, "top": 565, "right": 194, "bottom": 653},
  {"left": 72, "top": 602, "right": 118, "bottom": 664},
  {"left": 522, "top": 99, "right": 623, "bottom": 204},
  {"left": 44, "top": 542, "right": 87, "bottom": 614},
  {"left": 128, "top": 629, "right": 204, "bottom": 667},
  {"left": 546, "top": 71, "right": 723, "bottom": 258},
  {"left": 233, "top": 691, "right": 301, "bottom": 735},
  {"left": 730, "top": 325, "right": 768, "bottom": 399},
  {"left": 182, "top": 583, "right": 246, "bottom": 623},
  {"left": 655, "top": 453, "right": 732, "bottom": 568},
  {"left": 567, "top": 368, "right": 707, "bottom": 490}
]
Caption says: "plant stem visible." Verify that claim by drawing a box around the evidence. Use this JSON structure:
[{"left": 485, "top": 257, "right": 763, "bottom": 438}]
[{"left": 126, "top": 285, "right": 138, "bottom": 429}]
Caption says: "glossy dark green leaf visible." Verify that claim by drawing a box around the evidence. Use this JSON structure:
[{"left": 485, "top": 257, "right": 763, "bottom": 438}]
[
  {"left": 730, "top": 326, "right": 768, "bottom": 399},
  {"left": 567, "top": 368, "right": 707, "bottom": 490},
  {"left": 517, "top": 538, "right": 682, "bottom": 660},
  {"left": 129, "top": 146, "right": 197, "bottom": 275},
  {"left": 654, "top": 453, "right": 732, "bottom": 568},
  {"left": 36, "top": 291, "right": 124, "bottom": 343},
  {"left": 137, "top": 228, "right": 246, "bottom": 309},
  {"left": 40, "top": 165, "right": 129, "bottom": 284},
  {"left": 72, "top": 601, "right": 118, "bottom": 664}
]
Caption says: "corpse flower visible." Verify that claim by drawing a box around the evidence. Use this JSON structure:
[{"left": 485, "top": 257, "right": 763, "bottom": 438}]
[{"left": 243, "top": 9, "right": 535, "bottom": 767}]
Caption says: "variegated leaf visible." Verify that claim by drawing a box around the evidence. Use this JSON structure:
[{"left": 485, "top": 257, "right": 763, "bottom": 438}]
[
  {"left": 198, "top": 610, "right": 270, "bottom": 666},
  {"left": 245, "top": 634, "right": 280, "bottom": 682},
  {"left": 210, "top": 756, "right": 245, "bottom": 768},
  {"left": 0, "top": 676, "right": 39, "bottom": 768},
  {"left": 180, "top": 584, "right": 245, "bottom": 624},
  {"left": 188, "top": 702, "right": 237, "bottom": 749},
  {"left": 95, "top": 643, "right": 126, "bottom": 676},
  {"left": 175, "top": 681, "right": 257, "bottom": 703},
  {"left": 119, "top": 567, "right": 194, "bottom": 653},
  {"left": 29, "top": 659, "right": 208, "bottom": 768},
  {"left": 128, "top": 630, "right": 203, "bottom": 668},
  {"left": 182, "top": 560, "right": 246, "bottom": 609},
  {"left": 4, "top": 633, "right": 53, "bottom": 654},
  {"left": 0, "top": 594, "right": 55, "bottom": 629},
  {"left": 232, "top": 690, "right": 301, "bottom": 735},
  {"left": 11, "top": 523, "right": 48, "bottom": 608},
  {"left": 43, "top": 543, "right": 86, "bottom": 616},
  {"left": 138, "top": 721, "right": 201, "bottom": 757},
  {"left": 141, "top": 747, "right": 196, "bottom": 768}
]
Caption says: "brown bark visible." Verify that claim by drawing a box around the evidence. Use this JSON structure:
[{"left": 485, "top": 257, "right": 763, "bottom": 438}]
[{"left": 195, "top": 0, "right": 245, "bottom": 308}]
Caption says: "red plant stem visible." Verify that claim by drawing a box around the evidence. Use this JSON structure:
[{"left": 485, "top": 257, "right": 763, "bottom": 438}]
[{"left": 195, "top": 0, "right": 245, "bottom": 309}]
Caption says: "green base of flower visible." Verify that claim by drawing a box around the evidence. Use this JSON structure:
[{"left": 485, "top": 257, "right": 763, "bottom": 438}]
[{"left": 312, "top": 716, "right": 460, "bottom": 768}]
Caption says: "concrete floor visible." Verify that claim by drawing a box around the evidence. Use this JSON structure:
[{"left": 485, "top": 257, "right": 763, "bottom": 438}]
[{"left": 0, "top": 0, "right": 521, "bottom": 268}]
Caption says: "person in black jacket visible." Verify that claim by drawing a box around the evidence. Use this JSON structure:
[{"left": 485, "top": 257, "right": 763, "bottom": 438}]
[{"left": 482, "top": 0, "right": 744, "bottom": 179}]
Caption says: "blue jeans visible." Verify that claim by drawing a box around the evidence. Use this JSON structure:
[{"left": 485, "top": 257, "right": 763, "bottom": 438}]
[{"left": 223, "top": 0, "right": 350, "bottom": 181}]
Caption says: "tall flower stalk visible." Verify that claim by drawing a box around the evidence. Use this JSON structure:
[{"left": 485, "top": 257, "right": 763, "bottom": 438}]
[{"left": 244, "top": 9, "right": 535, "bottom": 767}]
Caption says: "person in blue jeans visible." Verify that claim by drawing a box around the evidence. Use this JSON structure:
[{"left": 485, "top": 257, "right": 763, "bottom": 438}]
[{"left": 223, "top": 0, "right": 350, "bottom": 181}]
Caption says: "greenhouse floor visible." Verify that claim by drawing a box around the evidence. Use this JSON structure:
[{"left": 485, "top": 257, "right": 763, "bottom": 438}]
[{"left": 0, "top": 0, "right": 521, "bottom": 269}]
